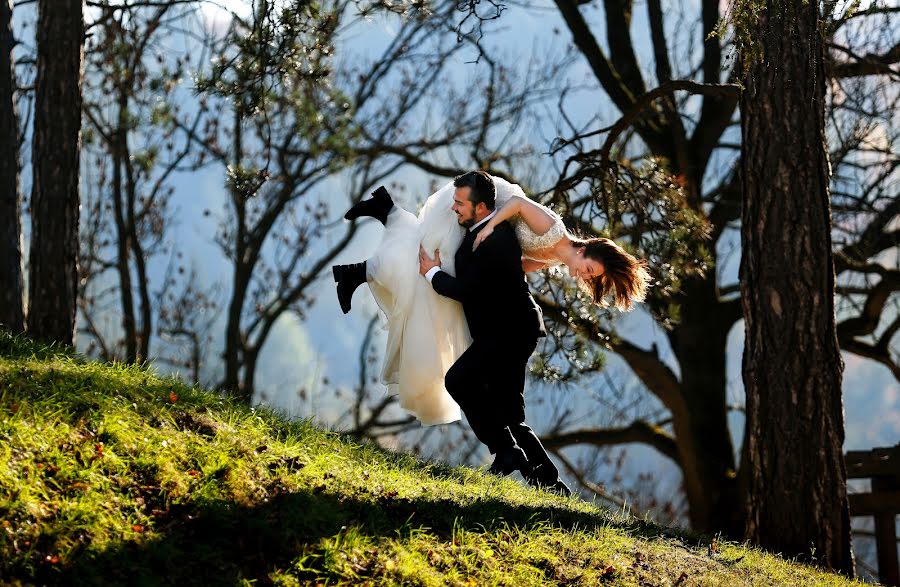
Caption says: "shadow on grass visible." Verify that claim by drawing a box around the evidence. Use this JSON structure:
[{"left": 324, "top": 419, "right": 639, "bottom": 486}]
[
  {"left": 0, "top": 327, "right": 707, "bottom": 585},
  {"left": 26, "top": 480, "right": 680, "bottom": 587}
]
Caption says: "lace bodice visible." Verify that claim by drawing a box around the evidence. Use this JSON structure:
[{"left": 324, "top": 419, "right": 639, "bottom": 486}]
[
  {"left": 510, "top": 209, "right": 566, "bottom": 266},
  {"left": 490, "top": 176, "right": 566, "bottom": 266},
  {"left": 512, "top": 209, "right": 566, "bottom": 260}
]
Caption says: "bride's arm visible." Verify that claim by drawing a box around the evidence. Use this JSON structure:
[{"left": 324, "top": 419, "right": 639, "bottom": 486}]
[
  {"left": 475, "top": 195, "right": 557, "bottom": 250},
  {"left": 490, "top": 195, "right": 556, "bottom": 235}
]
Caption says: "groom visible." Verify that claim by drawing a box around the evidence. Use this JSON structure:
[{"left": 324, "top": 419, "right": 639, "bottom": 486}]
[{"left": 418, "top": 171, "right": 570, "bottom": 496}]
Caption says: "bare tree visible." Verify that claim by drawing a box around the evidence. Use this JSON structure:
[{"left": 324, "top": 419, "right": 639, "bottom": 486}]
[
  {"left": 78, "top": 1, "right": 207, "bottom": 364},
  {"left": 827, "top": 6, "right": 900, "bottom": 382},
  {"left": 154, "top": 263, "right": 220, "bottom": 385}
]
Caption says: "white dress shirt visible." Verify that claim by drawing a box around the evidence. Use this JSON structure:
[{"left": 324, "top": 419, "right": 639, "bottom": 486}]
[{"left": 424, "top": 210, "right": 497, "bottom": 283}]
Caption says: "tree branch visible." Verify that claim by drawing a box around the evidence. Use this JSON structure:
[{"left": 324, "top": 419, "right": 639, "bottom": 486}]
[
  {"left": 835, "top": 198, "right": 900, "bottom": 274},
  {"left": 830, "top": 5, "right": 900, "bottom": 33},
  {"left": 837, "top": 269, "right": 900, "bottom": 340},
  {"left": 829, "top": 41, "right": 900, "bottom": 79},
  {"left": 645, "top": 0, "right": 672, "bottom": 84},
  {"left": 595, "top": 79, "right": 739, "bottom": 166},
  {"left": 553, "top": 0, "right": 669, "bottom": 155},
  {"left": 541, "top": 419, "right": 681, "bottom": 464},
  {"left": 538, "top": 297, "right": 684, "bottom": 412},
  {"left": 603, "top": 0, "right": 647, "bottom": 100},
  {"left": 838, "top": 337, "right": 900, "bottom": 381}
]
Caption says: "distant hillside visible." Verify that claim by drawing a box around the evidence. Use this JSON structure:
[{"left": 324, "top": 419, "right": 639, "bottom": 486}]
[{"left": 0, "top": 331, "right": 872, "bottom": 586}]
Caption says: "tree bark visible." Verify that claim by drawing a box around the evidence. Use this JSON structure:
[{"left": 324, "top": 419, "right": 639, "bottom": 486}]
[
  {"left": 27, "top": 0, "right": 84, "bottom": 346},
  {"left": 0, "top": 0, "right": 23, "bottom": 333},
  {"left": 740, "top": 0, "right": 853, "bottom": 574}
]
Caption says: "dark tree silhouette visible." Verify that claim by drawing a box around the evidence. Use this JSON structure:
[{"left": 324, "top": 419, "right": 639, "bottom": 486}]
[
  {"left": 0, "top": 0, "right": 23, "bottom": 333},
  {"left": 26, "top": 0, "right": 84, "bottom": 345},
  {"left": 739, "top": 0, "right": 853, "bottom": 573}
]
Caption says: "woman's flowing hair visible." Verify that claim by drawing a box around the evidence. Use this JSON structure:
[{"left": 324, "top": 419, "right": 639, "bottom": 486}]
[{"left": 573, "top": 237, "right": 651, "bottom": 311}]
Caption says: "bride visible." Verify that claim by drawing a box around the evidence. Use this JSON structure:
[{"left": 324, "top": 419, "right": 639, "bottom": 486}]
[{"left": 332, "top": 173, "right": 650, "bottom": 425}]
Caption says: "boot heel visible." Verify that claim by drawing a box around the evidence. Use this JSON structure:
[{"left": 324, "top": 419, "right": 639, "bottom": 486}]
[{"left": 332, "top": 265, "right": 342, "bottom": 282}]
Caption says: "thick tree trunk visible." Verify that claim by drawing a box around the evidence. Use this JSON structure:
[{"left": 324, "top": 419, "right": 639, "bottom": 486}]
[
  {"left": 740, "top": 0, "right": 853, "bottom": 574},
  {"left": 0, "top": 0, "right": 23, "bottom": 333},
  {"left": 27, "top": 0, "right": 84, "bottom": 346}
]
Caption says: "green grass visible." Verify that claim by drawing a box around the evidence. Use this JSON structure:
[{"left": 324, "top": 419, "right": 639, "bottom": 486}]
[{"left": 0, "top": 330, "right": 873, "bottom": 586}]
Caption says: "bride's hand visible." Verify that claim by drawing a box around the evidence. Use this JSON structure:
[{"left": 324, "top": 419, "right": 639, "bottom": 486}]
[{"left": 473, "top": 226, "right": 494, "bottom": 251}]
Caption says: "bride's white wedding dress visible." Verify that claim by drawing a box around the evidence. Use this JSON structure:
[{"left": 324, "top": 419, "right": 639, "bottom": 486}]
[{"left": 366, "top": 175, "right": 566, "bottom": 425}]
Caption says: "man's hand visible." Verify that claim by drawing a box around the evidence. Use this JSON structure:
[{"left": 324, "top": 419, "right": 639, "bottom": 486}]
[{"left": 418, "top": 246, "right": 441, "bottom": 276}]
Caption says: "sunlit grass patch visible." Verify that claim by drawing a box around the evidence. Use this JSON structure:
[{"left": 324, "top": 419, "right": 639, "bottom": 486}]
[{"left": 0, "top": 330, "right": 871, "bottom": 586}]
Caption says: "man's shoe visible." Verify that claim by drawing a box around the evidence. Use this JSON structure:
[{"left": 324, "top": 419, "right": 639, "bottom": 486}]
[
  {"left": 344, "top": 186, "right": 394, "bottom": 224},
  {"left": 546, "top": 478, "right": 572, "bottom": 497},
  {"left": 332, "top": 262, "right": 367, "bottom": 314},
  {"left": 524, "top": 463, "right": 572, "bottom": 497},
  {"left": 488, "top": 445, "right": 529, "bottom": 476}
]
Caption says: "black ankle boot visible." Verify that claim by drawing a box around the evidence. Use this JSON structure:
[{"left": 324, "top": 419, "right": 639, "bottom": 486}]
[
  {"left": 344, "top": 186, "right": 394, "bottom": 224},
  {"left": 332, "top": 261, "right": 367, "bottom": 314}
]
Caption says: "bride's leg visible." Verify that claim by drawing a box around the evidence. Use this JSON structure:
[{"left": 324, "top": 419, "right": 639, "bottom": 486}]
[
  {"left": 333, "top": 199, "right": 419, "bottom": 314},
  {"left": 332, "top": 262, "right": 367, "bottom": 314},
  {"left": 344, "top": 185, "right": 394, "bottom": 224},
  {"left": 334, "top": 186, "right": 395, "bottom": 314}
]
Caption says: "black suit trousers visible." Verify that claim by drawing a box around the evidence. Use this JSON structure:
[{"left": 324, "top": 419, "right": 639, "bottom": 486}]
[{"left": 444, "top": 335, "right": 536, "bottom": 454}]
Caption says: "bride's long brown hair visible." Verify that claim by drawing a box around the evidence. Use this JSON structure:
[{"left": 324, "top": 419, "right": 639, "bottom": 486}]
[{"left": 573, "top": 237, "right": 651, "bottom": 311}]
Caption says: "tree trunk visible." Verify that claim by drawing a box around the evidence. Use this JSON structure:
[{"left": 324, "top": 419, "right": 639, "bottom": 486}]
[
  {"left": 0, "top": 0, "right": 23, "bottom": 333},
  {"left": 223, "top": 263, "right": 249, "bottom": 400},
  {"left": 740, "top": 0, "right": 853, "bottom": 574},
  {"left": 124, "top": 149, "right": 152, "bottom": 364},
  {"left": 668, "top": 277, "right": 744, "bottom": 537},
  {"left": 223, "top": 101, "right": 251, "bottom": 403},
  {"left": 27, "top": 0, "right": 84, "bottom": 346},
  {"left": 112, "top": 104, "right": 137, "bottom": 363}
]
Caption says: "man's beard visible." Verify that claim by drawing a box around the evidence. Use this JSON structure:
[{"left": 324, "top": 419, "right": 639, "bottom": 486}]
[{"left": 457, "top": 215, "right": 475, "bottom": 228}]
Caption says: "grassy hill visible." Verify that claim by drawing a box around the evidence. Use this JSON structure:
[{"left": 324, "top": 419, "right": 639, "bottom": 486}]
[{"left": 0, "top": 331, "right": 872, "bottom": 586}]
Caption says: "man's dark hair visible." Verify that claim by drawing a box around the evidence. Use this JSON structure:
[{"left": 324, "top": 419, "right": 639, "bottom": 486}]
[{"left": 453, "top": 170, "right": 496, "bottom": 210}]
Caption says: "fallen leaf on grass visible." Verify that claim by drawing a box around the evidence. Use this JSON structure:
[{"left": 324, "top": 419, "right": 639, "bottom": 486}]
[{"left": 599, "top": 564, "right": 617, "bottom": 580}]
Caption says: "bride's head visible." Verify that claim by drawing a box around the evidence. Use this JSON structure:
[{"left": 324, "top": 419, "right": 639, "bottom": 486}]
[{"left": 570, "top": 238, "right": 651, "bottom": 311}]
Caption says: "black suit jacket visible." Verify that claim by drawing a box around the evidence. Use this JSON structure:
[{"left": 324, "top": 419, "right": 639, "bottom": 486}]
[{"left": 431, "top": 221, "right": 546, "bottom": 341}]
